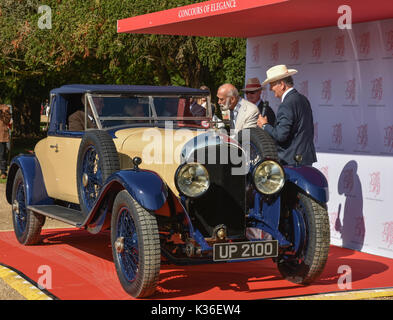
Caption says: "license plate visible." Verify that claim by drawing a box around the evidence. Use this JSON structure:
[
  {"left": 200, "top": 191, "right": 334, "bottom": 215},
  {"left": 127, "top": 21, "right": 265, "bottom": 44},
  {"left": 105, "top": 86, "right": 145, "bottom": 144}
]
[{"left": 213, "top": 240, "right": 278, "bottom": 262}]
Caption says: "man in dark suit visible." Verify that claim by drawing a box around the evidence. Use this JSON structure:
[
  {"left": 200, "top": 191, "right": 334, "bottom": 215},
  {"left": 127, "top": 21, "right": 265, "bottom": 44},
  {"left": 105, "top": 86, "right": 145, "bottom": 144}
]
[
  {"left": 190, "top": 100, "right": 207, "bottom": 117},
  {"left": 257, "top": 65, "right": 317, "bottom": 166},
  {"left": 242, "top": 77, "right": 276, "bottom": 126}
]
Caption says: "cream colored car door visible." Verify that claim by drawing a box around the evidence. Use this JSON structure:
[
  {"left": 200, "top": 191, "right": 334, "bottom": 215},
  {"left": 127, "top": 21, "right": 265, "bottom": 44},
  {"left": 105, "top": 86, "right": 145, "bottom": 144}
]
[{"left": 35, "top": 135, "right": 82, "bottom": 204}]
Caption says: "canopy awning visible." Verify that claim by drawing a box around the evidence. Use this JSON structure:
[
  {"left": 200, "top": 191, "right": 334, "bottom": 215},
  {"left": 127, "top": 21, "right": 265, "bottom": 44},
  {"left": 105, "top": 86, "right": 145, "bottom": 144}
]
[{"left": 117, "top": 0, "right": 393, "bottom": 38}]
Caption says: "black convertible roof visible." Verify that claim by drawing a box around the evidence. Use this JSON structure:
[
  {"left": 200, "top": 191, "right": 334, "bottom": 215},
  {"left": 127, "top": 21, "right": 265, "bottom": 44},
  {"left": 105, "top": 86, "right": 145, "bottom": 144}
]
[{"left": 50, "top": 84, "right": 210, "bottom": 96}]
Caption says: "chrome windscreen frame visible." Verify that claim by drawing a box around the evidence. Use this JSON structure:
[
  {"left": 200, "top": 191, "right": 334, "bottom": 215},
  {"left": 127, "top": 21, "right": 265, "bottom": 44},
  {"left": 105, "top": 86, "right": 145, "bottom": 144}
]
[{"left": 84, "top": 93, "right": 213, "bottom": 129}]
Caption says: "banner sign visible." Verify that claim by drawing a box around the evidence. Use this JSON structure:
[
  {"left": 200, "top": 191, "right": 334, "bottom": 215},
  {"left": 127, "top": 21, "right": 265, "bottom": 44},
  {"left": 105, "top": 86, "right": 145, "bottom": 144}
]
[
  {"left": 117, "top": 0, "right": 286, "bottom": 34},
  {"left": 246, "top": 18, "right": 393, "bottom": 258},
  {"left": 177, "top": 0, "right": 238, "bottom": 19}
]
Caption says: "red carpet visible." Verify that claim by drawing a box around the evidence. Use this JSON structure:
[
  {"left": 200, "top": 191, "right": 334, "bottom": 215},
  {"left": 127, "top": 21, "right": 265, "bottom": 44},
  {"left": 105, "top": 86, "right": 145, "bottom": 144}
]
[{"left": 1, "top": 228, "right": 393, "bottom": 300}]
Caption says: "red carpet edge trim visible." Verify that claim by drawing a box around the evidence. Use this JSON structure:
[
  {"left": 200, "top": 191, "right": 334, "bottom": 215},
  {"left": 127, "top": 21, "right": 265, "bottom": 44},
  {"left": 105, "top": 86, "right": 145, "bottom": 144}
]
[
  {"left": 0, "top": 262, "right": 59, "bottom": 300},
  {"left": 271, "top": 286, "right": 393, "bottom": 300}
]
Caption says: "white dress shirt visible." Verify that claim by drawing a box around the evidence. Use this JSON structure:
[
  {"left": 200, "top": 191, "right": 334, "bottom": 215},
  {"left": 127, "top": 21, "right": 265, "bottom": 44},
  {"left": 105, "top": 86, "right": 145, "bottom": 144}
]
[{"left": 281, "top": 87, "right": 294, "bottom": 102}]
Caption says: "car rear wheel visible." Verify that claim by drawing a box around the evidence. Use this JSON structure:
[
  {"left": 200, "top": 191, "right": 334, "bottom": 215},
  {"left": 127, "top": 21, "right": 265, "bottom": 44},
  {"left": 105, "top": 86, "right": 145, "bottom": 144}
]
[
  {"left": 111, "top": 190, "right": 161, "bottom": 298},
  {"left": 277, "top": 192, "right": 330, "bottom": 284},
  {"left": 77, "top": 130, "right": 120, "bottom": 214},
  {"left": 11, "top": 169, "right": 45, "bottom": 245}
]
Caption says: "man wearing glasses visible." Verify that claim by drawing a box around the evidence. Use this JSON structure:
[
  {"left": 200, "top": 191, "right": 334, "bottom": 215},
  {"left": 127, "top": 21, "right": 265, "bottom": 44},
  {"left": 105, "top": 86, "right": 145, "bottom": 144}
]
[
  {"left": 242, "top": 77, "right": 276, "bottom": 126},
  {"left": 217, "top": 83, "right": 259, "bottom": 136}
]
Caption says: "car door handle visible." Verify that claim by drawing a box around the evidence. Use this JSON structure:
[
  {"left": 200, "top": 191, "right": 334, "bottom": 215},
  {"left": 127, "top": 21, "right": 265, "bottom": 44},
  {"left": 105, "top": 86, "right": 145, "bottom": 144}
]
[{"left": 50, "top": 144, "right": 59, "bottom": 152}]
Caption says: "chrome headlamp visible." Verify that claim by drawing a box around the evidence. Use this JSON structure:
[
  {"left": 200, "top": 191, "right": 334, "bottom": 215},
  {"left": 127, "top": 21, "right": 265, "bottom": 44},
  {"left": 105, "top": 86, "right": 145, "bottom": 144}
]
[
  {"left": 175, "top": 163, "right": 210, "bottom": 198},
  {"left": 253, "top": 160, "right": 285, "bottom": 195}
]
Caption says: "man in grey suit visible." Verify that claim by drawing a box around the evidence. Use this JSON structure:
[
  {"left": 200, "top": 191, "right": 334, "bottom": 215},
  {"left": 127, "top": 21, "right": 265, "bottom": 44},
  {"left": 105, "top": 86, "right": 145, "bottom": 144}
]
[
  {"left": 217, "top": 83, "right": 259, "bottom": 135},
  {"left": 257, "top": 65, "right": 317, "bottom": 166}
]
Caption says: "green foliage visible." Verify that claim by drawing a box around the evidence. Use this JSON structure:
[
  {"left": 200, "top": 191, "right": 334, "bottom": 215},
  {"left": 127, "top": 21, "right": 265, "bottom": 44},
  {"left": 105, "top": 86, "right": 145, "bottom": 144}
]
[{"left": 0, "top": 0, "right": 246, "bottom": 136}]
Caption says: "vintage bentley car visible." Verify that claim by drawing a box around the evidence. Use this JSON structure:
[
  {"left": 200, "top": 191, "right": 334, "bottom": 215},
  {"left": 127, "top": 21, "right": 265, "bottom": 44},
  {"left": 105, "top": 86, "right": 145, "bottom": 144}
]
[{"left": 6, "top": 84, "right": 330, "bottom": 298}]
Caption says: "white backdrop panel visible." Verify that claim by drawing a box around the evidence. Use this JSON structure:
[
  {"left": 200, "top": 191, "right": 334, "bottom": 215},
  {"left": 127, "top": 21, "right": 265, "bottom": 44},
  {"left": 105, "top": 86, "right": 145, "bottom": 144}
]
[{"left": 246, "top": 19, "right": 393, "bottom": 258}]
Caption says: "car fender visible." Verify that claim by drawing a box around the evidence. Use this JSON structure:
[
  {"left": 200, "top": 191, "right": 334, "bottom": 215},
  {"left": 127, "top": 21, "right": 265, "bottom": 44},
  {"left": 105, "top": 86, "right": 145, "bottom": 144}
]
[
  {"left": 284, "top": 166, "right": 329, "bottom": 203},
  {"left": 6, "top": 154, "right": 53, "bottom": 206},
  {"left": 104, "top": 169, "right": 168, "bottom": 211},
  {"left": 85, "top": 169, "right": 168, "bottom": 233}
]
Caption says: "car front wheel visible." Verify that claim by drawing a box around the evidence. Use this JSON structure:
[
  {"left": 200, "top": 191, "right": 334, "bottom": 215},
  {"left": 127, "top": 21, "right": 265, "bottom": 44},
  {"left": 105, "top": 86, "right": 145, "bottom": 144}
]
[
  {"left": 277, "top": 192, "right": 330, "bottom": 284},
  {"left": 111, "top": 190, "right": 161, "bottom": 298}
]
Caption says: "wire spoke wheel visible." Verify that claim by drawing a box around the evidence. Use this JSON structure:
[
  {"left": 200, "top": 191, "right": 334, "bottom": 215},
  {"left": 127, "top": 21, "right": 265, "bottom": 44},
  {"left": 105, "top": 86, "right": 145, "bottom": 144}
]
[
  {"left": 116, "top": 207, "right": 139, "bottom": 282},
  {"left": 11, "top": 169, "right": 45, "bottom": 245},
  {"left": 77, "top": 130, "right": 120, "bottom": 214},
  {"left": 111, "top": 190, "right": 160, "bottom": 298},
  {"left": 14, "top": 181, "right": 27, "bottom": 235},
  {"left": 81, "top": 145, "right": 103, "bottom": 210},
  {"left": 248, "top": 141, "right": 262, "bottom": 169}
]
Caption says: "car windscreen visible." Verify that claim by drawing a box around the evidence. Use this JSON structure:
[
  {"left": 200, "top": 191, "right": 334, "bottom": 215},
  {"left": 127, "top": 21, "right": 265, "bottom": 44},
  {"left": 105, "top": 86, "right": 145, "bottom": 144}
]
[{"left": 88, "top": 95, "right": 212, "bottom": 129}]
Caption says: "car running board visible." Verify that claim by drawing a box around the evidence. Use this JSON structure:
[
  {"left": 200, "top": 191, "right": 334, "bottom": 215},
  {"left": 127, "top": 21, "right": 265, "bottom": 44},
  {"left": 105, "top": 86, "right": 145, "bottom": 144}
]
[{"left": 27, "top": 205, "right": 86, "bottom": 227}]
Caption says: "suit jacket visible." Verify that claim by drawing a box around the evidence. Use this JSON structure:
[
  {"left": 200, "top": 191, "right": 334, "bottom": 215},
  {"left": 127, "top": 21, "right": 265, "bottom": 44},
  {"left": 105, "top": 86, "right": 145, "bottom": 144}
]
[
  {"left": 0, "top": 105, "right": 11, "bottom": 143},
  {"left": 257, "top": 100, "right": 276, "bottom": 126},
  {"left": 190, "top": 102, "right": 206, "bottom": 117},
  {"left": 232, "top": 98, "right": 259, "bottom": 134},
  {"left": 68, "top": 110, "right": 96, "bottom": 131},
  {"left": 263, "top": 89, "right": 317, "bottom": 166}
]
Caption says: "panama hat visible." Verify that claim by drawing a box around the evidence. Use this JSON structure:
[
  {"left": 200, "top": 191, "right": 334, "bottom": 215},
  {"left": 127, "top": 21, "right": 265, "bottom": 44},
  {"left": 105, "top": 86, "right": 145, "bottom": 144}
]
[
  {"left": 262, "top": 65, "right": 298, "bottom": 86},
  {"left": 242, "top": 77, "right": 264, "bottom": 92}
]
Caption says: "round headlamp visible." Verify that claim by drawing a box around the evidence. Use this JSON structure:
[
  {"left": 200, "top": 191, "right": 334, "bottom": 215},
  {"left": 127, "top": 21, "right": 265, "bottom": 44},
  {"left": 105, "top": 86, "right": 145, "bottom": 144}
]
[
  {"left": 253, "top": 160, "right": 285, "bottom": 195},
  {"left": 175, "top": 163, "right": 210, "bottom": 198}
]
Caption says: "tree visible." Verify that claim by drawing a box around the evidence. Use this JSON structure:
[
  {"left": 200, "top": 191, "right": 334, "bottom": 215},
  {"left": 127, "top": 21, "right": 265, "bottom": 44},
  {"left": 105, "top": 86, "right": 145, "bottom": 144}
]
[{"left": 0, "top": 0, "right": 246, "bottom": 136}]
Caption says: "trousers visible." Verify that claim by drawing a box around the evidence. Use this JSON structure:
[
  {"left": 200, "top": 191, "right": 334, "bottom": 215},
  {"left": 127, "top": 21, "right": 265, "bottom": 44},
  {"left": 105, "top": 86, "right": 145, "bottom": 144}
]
[{"left": 0, "top": 142, "right": 7, "bottom": 173}]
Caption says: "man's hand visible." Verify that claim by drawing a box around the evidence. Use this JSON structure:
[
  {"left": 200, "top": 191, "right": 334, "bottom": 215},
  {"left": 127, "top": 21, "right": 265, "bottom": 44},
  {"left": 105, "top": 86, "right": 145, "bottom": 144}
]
[{"left": 257, "top": 114, "right": 268, "bottom": 128}]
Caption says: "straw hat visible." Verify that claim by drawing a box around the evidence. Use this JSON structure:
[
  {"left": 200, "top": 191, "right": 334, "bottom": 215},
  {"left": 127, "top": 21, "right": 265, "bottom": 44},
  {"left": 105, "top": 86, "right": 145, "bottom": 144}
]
[
  {"left": 262, "top": 65, "right": 298, "bottom": 86},
  {"left": 242, "top": 77, "right": 264, "bottom": 92}
]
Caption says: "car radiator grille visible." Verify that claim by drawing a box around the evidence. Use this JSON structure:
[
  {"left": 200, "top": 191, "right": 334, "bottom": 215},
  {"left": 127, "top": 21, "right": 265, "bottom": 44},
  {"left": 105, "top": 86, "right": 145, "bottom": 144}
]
[{"left": 186, "top": 144, "right": 247, "bottom": 238}]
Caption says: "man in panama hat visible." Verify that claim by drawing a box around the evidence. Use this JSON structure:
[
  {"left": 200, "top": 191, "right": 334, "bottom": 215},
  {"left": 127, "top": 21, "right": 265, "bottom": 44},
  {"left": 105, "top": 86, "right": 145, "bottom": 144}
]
[
  {"left": 257, "top": 65, "right": 317, "bottom": 166},
  {"left": 242, "top": 77, "right": 276, "bottom": 126}
]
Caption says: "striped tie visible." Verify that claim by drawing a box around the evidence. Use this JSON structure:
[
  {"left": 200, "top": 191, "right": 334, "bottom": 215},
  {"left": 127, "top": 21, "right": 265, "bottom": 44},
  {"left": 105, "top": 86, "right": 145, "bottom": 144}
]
[{"left": 230, "top": 109, "right": 235, "bottom": 129}]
